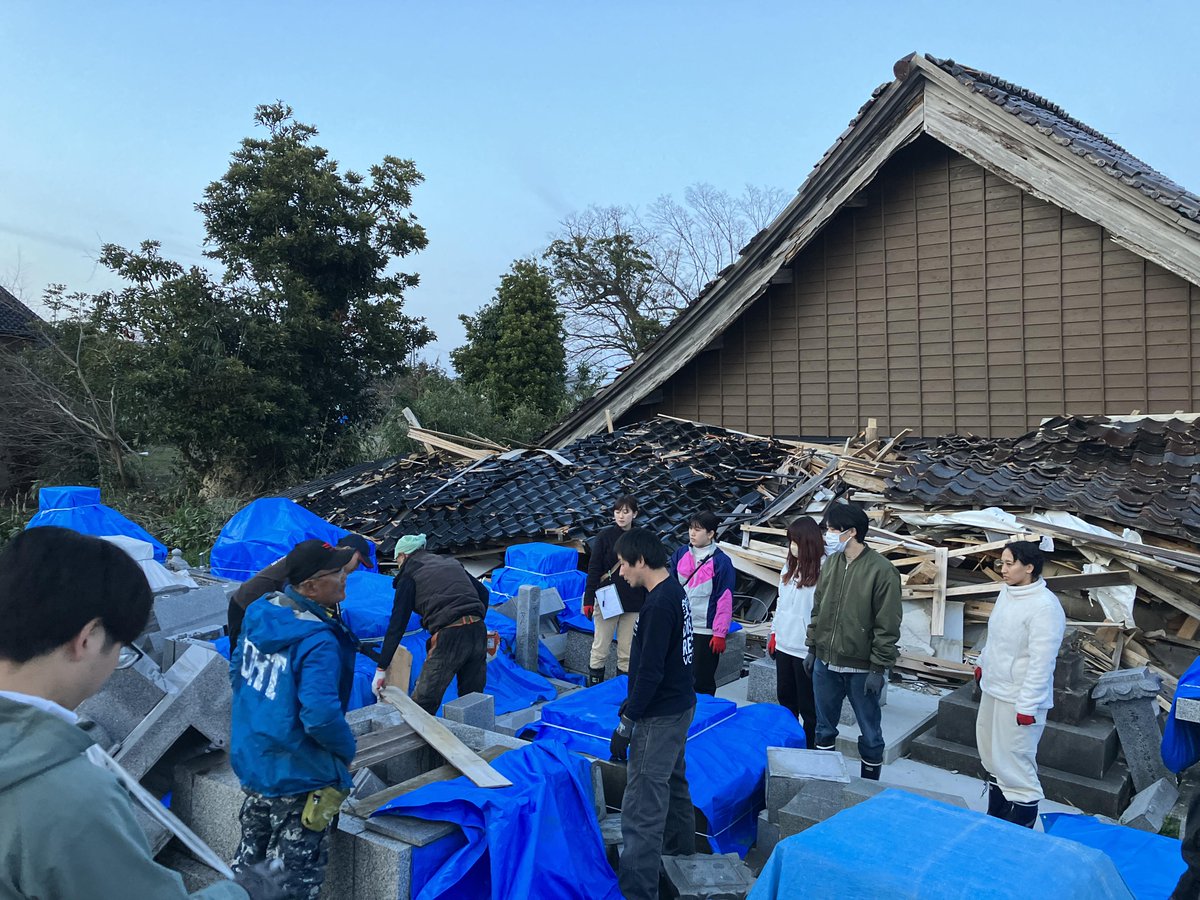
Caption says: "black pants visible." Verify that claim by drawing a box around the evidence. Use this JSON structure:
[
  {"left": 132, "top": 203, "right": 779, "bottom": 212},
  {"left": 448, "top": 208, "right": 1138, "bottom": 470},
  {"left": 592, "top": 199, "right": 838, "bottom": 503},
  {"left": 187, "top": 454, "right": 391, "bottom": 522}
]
[
  {"left": 412, "top": 620, "right": 487, "bottom": 715},
  {"left": 775, "top": 650, "right": 818, "bottom": 746},
  {"left": 1174, "top": 788, "right": 1200, "bottom": 899},
  {"left": 692, "top": 634, "right": 721, "bottom": 696}
]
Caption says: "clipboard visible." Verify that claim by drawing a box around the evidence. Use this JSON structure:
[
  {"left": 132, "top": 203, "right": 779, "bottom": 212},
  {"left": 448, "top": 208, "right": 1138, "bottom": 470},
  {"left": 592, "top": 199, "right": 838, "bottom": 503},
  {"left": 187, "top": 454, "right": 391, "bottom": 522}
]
[{"left": 595, "top": 583, "right": 625, "bottom": 619}]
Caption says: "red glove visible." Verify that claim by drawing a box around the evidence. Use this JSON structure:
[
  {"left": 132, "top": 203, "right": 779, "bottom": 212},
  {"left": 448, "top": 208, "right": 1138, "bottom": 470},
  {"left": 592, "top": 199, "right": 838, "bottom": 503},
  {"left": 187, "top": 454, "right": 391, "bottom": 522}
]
[
  {"left": 583, "top": 605, "right": 594, "bottom": 620},
  {"left": 710, "top": 635, "right": 726, "bottom": 654},
  {"left": 1016, "top": 713, "right": 1036, "bottom": 726},
  {"left": 767, "top": 634, "right": 777, "bottom": 658},
  {"left": 974, "top": 666, "right": 982, "bottom": 686}
]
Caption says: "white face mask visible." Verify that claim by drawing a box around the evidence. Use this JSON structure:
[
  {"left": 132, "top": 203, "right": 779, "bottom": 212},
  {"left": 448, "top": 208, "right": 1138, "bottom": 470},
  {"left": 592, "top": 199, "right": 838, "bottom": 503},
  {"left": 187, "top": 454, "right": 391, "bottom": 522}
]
[{"left": 825, "top": 530, "right": 848, "bottom": 555}]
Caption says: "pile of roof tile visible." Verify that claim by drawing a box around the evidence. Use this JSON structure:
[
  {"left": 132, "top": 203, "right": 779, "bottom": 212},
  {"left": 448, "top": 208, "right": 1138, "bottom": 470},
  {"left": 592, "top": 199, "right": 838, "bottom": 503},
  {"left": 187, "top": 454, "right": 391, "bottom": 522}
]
[
  {"left": 887, "top": 415, "right": 1200, "bottom": 542},
  {"left": 288, "top": 417, "right": 793, "bottom": 556}
]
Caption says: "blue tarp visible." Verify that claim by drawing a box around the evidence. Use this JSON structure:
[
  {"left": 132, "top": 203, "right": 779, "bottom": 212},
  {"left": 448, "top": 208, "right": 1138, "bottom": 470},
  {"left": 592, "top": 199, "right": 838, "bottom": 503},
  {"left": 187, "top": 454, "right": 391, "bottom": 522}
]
[
  {"left": 1162, "top": 654, "right": 1200, "bottom": 773},
  {"left": 25, "top": 486, "right": 168, "bottom": 561},
  {"left": 209, "top": 498, "right": 377, "bottom": 580},
  {"left": 1042, "top": 813, "right": 1185, "bottom": 900},
  {"left": 502, "top": 543, "right": 581, "bottom": 575},
  {"left": 531, "top": 678, "right": 804, "bottom": 855},
  {"left": 489, "top": 567, "right": 586, "bottom": 606},
  {"left": 376, "top": 741, "right": 621, "bottom": 900},
  {"left": 750, "top": 792, "right": 1135, "bottom": 900}
]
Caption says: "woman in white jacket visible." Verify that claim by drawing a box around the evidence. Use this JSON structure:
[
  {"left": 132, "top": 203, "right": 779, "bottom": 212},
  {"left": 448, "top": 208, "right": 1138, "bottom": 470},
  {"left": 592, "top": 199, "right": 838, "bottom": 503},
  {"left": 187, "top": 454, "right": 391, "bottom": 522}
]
[
  {"left": 768, "top": 517, "right": 824, "bottom": 744},
  {"left": 975, "top": 540, "right": 1065, "bottom": 827}
]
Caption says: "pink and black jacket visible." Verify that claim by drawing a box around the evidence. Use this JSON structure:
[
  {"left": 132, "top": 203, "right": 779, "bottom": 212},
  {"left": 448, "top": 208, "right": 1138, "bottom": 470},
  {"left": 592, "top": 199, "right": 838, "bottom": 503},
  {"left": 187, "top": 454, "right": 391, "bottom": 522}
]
[{"left": 670, "top": 544, "right": 735, "bottom": 638}]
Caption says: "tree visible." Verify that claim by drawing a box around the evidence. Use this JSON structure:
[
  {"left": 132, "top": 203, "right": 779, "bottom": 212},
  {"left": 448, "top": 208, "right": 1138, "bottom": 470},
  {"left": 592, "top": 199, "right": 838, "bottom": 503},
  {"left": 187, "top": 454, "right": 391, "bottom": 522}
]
[
  {"left": 452, "top": 259, "right": 565, "bottom": 420},
  {"left": 67, "top": 103, "right": 434, "bottom": 488},
  {"left": 546, "top": 184, "right": 788, "bottom": 370}
]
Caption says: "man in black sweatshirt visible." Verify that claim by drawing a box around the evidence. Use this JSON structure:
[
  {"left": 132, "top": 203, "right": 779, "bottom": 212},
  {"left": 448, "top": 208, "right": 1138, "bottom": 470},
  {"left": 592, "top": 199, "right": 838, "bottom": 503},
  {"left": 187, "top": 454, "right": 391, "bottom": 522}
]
[{"left": 609, "top": 527, "right": 696, "bottom": 900}]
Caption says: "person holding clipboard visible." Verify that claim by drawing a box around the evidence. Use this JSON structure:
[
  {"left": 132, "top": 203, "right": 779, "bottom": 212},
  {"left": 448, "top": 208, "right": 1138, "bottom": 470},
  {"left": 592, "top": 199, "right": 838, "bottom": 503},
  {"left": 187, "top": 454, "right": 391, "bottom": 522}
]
[{"left": 582, "top": 496, "right": 647, "bottom": 685}]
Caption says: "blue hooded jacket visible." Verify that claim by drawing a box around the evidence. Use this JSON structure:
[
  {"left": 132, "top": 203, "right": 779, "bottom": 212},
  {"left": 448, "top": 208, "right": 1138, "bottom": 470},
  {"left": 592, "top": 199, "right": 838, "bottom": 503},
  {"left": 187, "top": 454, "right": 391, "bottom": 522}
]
[{"left": 230, "top": 588, "right": 358, "bottom": 797}]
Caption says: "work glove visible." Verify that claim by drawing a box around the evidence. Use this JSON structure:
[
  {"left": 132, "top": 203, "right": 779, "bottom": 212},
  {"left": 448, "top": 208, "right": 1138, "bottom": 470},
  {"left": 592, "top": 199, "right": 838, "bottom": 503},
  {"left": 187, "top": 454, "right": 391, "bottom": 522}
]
[
  {"left": 233, "top": 859, "right": 290, "bottom": 900},
  {"left": 974, "top": 666, "right": 982, "bottom": 686},
  {"left": 1016, "top": 713, "right": 1036, "bottom": 726},
  {"left": 767, "top": 633, "right": 777, "bottom": 658},
  {"left": 610, "top": 715, "right": 634, "bottom": 762},
  {"left": 709, "top": 635, "right": 726, "bottom": 654},
  {"left": 583, "top": 604, "right": 594, "bottom": 620},
  {"left": 371, "top": 668, "right": 387, "bottom": 698},
  {"left": 803, "top": 653, "right": 816, "bottom": 677},
  {"left": 972, "top": 666, "right": 983, "bottom": 700},
  {"left": 864, "top": 670, "right": 885, "bottom": 698}
]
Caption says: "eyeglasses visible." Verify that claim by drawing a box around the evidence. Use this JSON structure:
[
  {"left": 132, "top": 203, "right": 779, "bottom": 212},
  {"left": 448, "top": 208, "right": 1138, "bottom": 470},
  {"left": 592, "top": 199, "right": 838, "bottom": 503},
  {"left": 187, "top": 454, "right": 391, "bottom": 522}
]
[{"left": 116, "top": 643, "right": 145, "bottom": 670}]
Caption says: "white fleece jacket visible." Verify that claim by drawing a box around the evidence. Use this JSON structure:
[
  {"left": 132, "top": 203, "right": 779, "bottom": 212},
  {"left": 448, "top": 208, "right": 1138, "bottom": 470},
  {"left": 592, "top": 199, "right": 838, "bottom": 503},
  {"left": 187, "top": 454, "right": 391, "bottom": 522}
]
[
  {"left": 978, "top": 578, "right": 1066, "bottom": 715},
  {"left": 772, "top": 568, "right": 819, "bottom": 659}
]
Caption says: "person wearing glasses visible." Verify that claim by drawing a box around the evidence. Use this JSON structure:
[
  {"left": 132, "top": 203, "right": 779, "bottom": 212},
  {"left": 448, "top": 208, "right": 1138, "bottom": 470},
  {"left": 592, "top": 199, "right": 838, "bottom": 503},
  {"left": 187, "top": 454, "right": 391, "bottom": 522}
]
[
  {"left": 0, "top": 526, "right": 285, "bottom": 899},
  {"left": 230, "top": 539, "right": 361, "bottom": 900}
]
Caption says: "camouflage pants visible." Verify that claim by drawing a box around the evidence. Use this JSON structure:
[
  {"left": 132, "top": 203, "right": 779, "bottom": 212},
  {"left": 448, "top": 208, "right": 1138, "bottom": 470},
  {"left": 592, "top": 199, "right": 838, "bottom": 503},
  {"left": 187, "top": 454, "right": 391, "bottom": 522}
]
[{"left": 233, "top": 790, "right": 332, "bottom": 900}]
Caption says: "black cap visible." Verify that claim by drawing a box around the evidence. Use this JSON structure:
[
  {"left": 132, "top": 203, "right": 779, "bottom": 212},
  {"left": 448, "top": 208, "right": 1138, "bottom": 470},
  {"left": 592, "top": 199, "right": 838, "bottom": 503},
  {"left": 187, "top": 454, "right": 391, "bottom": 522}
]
[
  {"left": 285, "top": 540, "right": 355, "bottom": 587},
  {"left": 335, "top": 533, "right": 373, "bottom": 561}
]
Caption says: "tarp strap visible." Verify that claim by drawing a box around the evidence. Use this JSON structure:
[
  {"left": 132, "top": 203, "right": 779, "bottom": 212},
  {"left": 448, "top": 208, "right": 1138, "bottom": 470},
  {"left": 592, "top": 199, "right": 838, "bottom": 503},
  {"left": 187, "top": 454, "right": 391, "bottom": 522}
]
[{"left": 536, "top": 709, "right": 737, "bottom": 744}]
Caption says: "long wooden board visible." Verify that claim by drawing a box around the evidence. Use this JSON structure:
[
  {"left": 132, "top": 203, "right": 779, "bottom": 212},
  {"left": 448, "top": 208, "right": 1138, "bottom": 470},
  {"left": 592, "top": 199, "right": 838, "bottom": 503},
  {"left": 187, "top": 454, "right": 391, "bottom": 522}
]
[
  {"left": 348, "top": 745, "right": 513, "bottom": 817},
  {"left": 349, "top": 723, "right": 427, "bottom": 772},
  {"left": 379, "top": 686, "right": 512, "bottom": 789}
]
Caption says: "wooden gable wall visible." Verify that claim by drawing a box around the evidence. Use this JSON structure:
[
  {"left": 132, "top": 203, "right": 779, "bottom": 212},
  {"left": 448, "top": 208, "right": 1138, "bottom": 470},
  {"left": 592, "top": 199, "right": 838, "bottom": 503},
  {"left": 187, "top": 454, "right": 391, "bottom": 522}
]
[{"left": 626, "top": 136, "right": 1200, "bottom": 438}]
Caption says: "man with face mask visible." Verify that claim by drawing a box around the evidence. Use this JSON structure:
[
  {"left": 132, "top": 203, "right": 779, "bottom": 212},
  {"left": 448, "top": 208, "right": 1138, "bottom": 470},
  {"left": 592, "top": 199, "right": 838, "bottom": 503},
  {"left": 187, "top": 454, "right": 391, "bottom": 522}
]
[{"left": 804, "top": 502, "right": 901, "bottom": 779}]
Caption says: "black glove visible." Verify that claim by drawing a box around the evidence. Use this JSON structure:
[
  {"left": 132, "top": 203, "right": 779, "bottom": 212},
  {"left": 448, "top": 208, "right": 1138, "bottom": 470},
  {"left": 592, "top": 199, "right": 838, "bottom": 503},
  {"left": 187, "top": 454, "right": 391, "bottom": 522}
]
[
  {"left": 864, "top": 669, "right": 885, "bottom": 698},
  {"left": 803, "top": 653, "right": 816, "bottom": 677},
  {"left": 609, "top": 715, "right": 634, "bottom": 762},
  {"left": 233, "top": 860, "right": 290, "bottom": 900}
]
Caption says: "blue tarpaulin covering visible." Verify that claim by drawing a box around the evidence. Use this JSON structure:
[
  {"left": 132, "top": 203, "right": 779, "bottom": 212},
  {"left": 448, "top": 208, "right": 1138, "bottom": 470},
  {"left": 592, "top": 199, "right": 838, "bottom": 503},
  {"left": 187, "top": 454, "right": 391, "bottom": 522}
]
[
  {"left": 25, "top": 486, "right": 168, "bottom": 561},
  {"left": 1042, "top": 813, "right": 1184, "bottom": 900},
  {"left": 502, "top": 543, "right": 581, "bottom": 575},
  {"left": 750, "top": 792, "right": 1135, "bottom": 900},
  {"left": 209, "top": 498, "right": 377, "bottom": 580},
  {"left": 1162, "top": 654, "right": 1200, "bottom": 773},
  {"left": 376, "top": 741, "right": 621, "bottom": 900},
  {"left": 531, "top": 678, "right": 804, "bottom": 855}
]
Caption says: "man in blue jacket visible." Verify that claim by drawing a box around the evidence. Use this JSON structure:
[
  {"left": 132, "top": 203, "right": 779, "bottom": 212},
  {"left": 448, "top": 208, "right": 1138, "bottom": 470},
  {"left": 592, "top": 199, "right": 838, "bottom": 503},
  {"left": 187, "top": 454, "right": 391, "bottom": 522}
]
[
  {"left": 230, "top": 539, "right": 360, "bottom": 900},
  {"left": 609, "top": 527, "right": 697, "bottom": 900}
]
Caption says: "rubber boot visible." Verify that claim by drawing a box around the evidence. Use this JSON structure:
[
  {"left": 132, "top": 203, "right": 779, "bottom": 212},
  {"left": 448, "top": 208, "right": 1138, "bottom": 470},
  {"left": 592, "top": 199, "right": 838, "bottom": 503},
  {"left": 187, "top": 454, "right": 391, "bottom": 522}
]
[
  {"left": 985, "top": 782, "right": 1012, "bottom": 820},
  {"left": 587, "top": 667, "right": 605, "bottom": 687},
  {"left": 1007, "top": 799, "right": 1039, "bottom": 829},
  {"left": 860, "top": 760, "right": 882, "bottom": 781}
]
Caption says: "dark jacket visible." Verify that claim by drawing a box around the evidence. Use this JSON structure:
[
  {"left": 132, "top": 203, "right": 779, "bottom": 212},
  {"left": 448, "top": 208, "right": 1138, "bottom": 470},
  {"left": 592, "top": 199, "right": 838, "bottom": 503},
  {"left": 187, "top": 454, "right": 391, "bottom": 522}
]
[
  {"left": 230, "top": 589, "right": 358, "bottom": 796},
  {"left": 227, "top": 557, "right": 288, "bottom": 649},
  {"left": 583, "top": 525, "right": 646, "bottom": 614},
  {"left": 805, "top": 547, "right": 902, "bottom": 671},
  {"left": 0, "top": 697, "right": 246, "bottom": 899},
  {"left": 380, "top": 550, "right": 488, "bottom": 668},
  {"left": 625, "top": 576, "right": 696, "bottom": 721}
]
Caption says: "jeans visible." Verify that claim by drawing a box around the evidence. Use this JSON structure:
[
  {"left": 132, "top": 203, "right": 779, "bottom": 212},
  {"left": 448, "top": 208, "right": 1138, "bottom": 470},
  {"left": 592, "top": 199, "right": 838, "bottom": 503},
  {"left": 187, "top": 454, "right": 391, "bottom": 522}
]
[
  {"left": 775, "top": 650, "right": 817, "bottom": 746},
  {"left": 620, "top": 705, "right": 696, "bottom": 900},
  {"left": 812, "top": 659, "right": 885, "bottom": 764},
  {"left": 411, "top": 620, "right": 487, "bottom": 715}
]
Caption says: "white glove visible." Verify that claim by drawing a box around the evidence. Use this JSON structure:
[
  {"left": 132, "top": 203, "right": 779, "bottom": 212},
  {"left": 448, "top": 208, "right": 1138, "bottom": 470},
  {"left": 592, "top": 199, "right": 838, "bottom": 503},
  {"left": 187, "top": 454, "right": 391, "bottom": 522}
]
[{"left": 371, "top": 668, "right": 387, "bottom": 698}]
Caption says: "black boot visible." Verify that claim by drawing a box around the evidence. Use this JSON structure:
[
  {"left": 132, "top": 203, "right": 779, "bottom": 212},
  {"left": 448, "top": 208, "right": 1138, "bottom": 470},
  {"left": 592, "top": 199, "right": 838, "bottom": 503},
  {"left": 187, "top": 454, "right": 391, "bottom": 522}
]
[
  {"left": 1007, "top": 799, "right": 1039, "bottom": 829},
  {"left": 587, "top": 667, "right": 605, "bottom": 687},
  {"left": 860, "top": 760, "right": 881, "bottom": 781},
  {"left": 986, "top": 782, "right": 1012, "bottom": 820}
]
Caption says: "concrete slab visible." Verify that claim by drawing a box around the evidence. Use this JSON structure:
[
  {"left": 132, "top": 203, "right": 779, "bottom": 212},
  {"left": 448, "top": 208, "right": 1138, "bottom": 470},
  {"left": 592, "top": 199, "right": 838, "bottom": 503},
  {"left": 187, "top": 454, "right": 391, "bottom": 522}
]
[
  {"left": 777, "top": 779, "right": 846, "bottom": 836},
  {"left": 171, "top": 752, "right": 245, "bottom": 863},
  {"left": 152, "top": 584, "right": 231, "bottom": 637},
  {"left": 76, "top": 666, "right": 167, "bottom": 746},
  {"left": 765, "top": 747, "right": 850, "bottom": 823},
  {"left": 443, "top": 692, "right": 496, "bottom": 731},
  {"left": 661, "top": 852, "right": 755, "bottom": 900},
  {"left": 714, "top": 630, "right": 747, "bottom": 688},
  {"left": 832, "top": 682, "right": 940, "bottom": 764},
  {"left": 364, "top": 811, "right": 458, "bottom": 848},
  {"left": 493, "top": 705, "right": 542, "bottom": 738},
  {"left": 1120, "top": 776, "right": 1180, "bottom": 833},
  {"left": 746, "top": 657, "right": 776, "bottom": 705}
]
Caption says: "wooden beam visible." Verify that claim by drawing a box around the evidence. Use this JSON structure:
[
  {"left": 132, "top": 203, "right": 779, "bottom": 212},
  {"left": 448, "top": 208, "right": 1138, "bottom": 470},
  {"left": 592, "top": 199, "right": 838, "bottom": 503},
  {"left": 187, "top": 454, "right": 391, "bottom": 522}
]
[
  {"left": 349, "top": 723, "right": 427, "bottom": 772},
  {"left": 379, "top": 687, "right": 512, "bottom": 789},
  {"left": 1017, "top": 516, "right": 1200, "bottom": 573},
  {"left": 931, "top": 547, "right": 949, "bottom": 637},
  {"left": 347, "top": 745, "right": 513, "bottom": 817},
  {"left": 1125, "top": 568, "right": 1200, "bottom": 623}
]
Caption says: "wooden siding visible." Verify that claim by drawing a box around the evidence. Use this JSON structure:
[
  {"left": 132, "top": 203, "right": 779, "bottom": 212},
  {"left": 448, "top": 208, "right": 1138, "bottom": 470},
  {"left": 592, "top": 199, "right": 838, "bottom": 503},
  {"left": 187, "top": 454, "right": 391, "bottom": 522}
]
[{"left": 631, "top": 137, "right": 1200, "bottom": 438}]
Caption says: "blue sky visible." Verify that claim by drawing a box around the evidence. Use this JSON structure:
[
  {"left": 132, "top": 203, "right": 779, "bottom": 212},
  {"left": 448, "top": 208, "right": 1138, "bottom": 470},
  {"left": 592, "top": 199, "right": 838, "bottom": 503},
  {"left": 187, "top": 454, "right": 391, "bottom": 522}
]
[{"left": 3, "top": 1, "right": 1198, "bottom": 365}]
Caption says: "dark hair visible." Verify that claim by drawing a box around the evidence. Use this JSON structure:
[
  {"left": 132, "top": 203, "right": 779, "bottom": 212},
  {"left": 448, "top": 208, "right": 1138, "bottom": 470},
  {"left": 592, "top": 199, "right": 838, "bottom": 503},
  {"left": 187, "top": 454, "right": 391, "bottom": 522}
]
[
  {"left": 613, "top": 495, "right": 639, "bottom": 514},
  {"left": 784, "top": 518, "right": 823, "bottom": 587},
  {"left": 0, "top": 527, "right": 153, "bottom": 663},
  {"left": 689, "top": 511, "right": 720, "bottom": 534},
  {"left": 1005, "top": 540, "right": 1045, "bottom": 578},
  {"left": 615, "top": 527, "right": 669, "bottom": 570},
  {"left": 826, "top": 502, "right": 870, "bottom": 544}
]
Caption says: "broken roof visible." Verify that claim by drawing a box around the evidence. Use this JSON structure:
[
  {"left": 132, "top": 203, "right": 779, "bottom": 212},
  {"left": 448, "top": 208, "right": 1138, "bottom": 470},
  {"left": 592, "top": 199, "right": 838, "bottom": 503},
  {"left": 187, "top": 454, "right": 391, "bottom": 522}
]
[
  {"left": 287, "top": 416, "right": 793, "bottom": 556},
  {"left": 0, "top": 285, "right": 42, "bottom": 340},
  {"left": 543, "top": 52, "right": 1200, "bottom": 447},
  {"left": 887, "top": 414, "right": 1200, "bottom": 542}
]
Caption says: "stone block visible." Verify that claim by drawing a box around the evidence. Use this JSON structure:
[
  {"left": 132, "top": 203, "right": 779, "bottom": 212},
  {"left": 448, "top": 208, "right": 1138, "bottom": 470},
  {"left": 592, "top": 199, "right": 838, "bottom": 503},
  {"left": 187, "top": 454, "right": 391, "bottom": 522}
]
[
  {"left": 766, "top": 748, "right": 850, "bottom": 823},
  {"left": 908, "top": 730, "right": 1134, "bottom": 818},
  {"left": 441, "top": 719, "right": 530, "bottom": 754},
  {"left": 661, "top": 852, "right": 755, "bottom": 900},
  {"left": 493, "top": 705, "right": 543, "bottom": 738},
  {"left": 364, "top": 810, "right": 458, "bottom": 848},
  {"left": 114, "top": 645, "right": 231, "bottom": 781},
  {"left": 1120, "top": 776, "right": 1180, "bottom": 833},
  {"left": 76, "top": 666, "right": 168, "bottom": 746},
  {"left": 351, "top": 767, "right": 387, "bottom": 800},
  {"left": 842, "top": 777, "right": 968, "bottom": 810},
  {"left": 755, "top": 808, "right": 781, "bottom": 860},
  {"left": 443, "top": 692, "right": 496, "bottom": 731},
  {"left": 158, "top": 846, "right": 228, "bottom": 894},
  {"left": 171, "top": 752, "right": 245, "bottom": 863},
  {"left": 1048, "top": 685, "right": 1095, "bottom": 725},
  {"left": 1094, "top": 668, "right": 1171, "bottom": 792},
  {"left": 564, "top": 628, "right": 617, "bottom": 678},
  {"left": 349, "top": 828, "right": 414, "bottom": 900},
  {"left": 746, "top": 657, "right": 777, "bottom": 705},
  {"left": 542, "top": 632, "right": 568, "bottom": 661},
  {"left": 1176, "top": 697, "right": 1200, "bottom": 724},
  {"left": 152, "top": 584, "right": 231, "bottom": 638},
  {"left": 777, "top": 779, "right": 847, "bottom": 836},
  {"left": 936, "top": 682, "right": 1117, "bottom": 779},
  {"left": 590, "top": 757, "right": 608, "bottom": 821},
  {"left": 132, "top": 805, "right": 172, "bottom": 857},
  {"left": 715, "top": 629, "right": 747, "bottom": 687}
]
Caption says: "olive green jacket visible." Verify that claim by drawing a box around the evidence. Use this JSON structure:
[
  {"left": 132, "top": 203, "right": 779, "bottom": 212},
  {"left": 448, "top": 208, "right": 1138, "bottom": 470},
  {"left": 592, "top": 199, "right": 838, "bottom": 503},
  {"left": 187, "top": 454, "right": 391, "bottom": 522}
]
[{"left": 805, "top": 546, "right": 902, "bottom": 671}]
